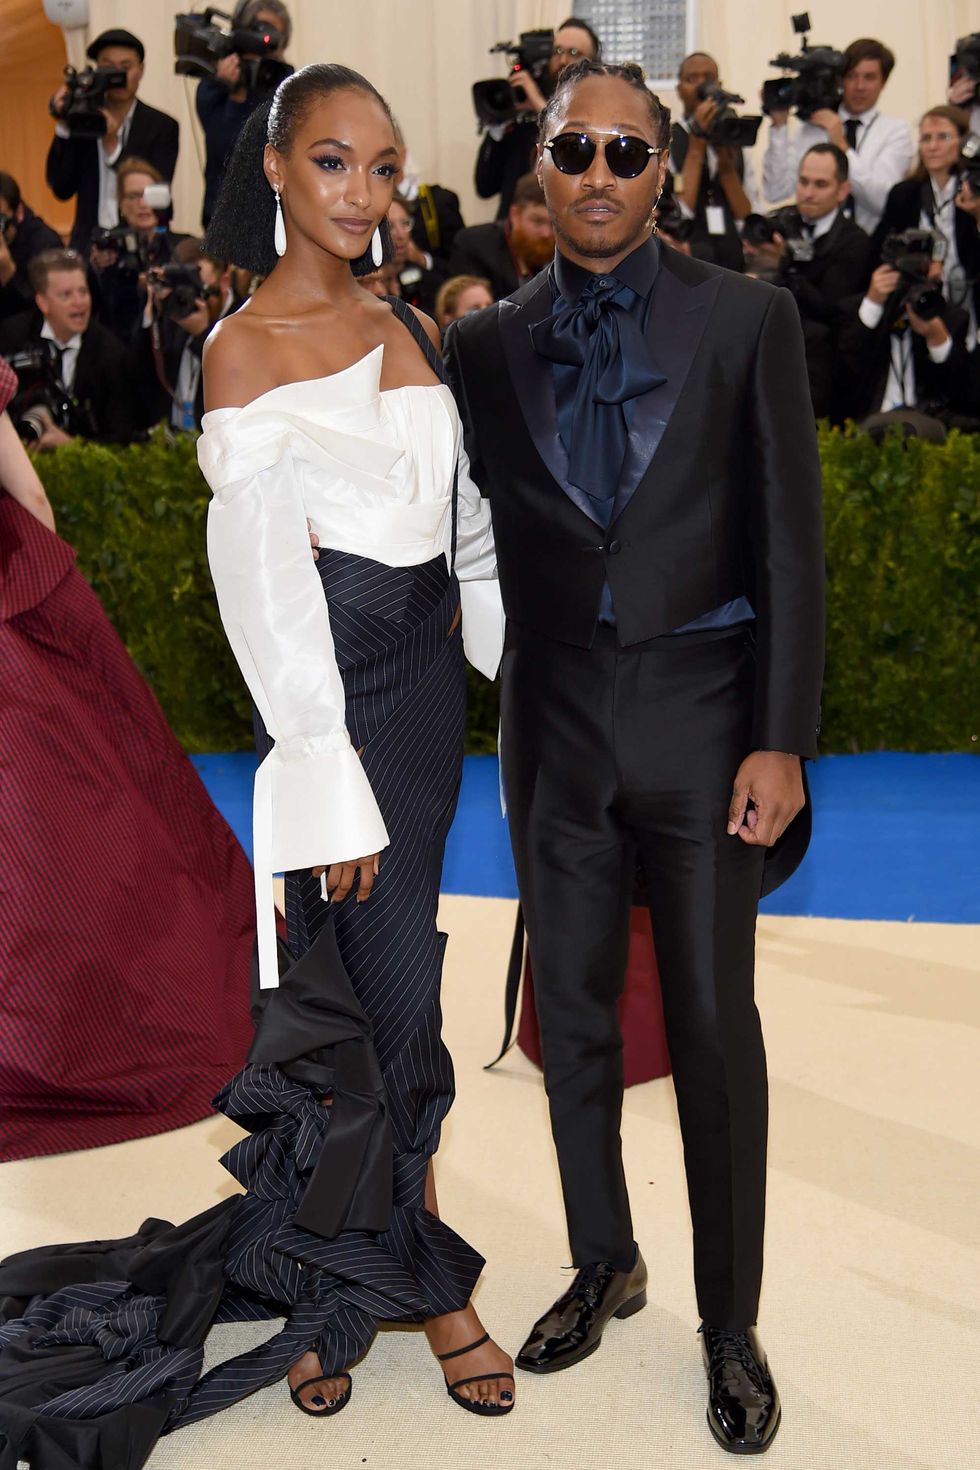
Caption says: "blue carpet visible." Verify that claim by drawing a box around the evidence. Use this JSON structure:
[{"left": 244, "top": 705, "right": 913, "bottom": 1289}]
[{"left": 192, "top": 751, "right": 979, "bottom": 924}]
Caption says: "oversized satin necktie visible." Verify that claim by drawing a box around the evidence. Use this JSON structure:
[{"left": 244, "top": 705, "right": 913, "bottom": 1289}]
[{"left": 530, "top": 274, "right": 666, "bottom": 503}]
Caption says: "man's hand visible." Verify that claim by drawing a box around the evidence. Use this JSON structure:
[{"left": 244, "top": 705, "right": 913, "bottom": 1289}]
[
  {"left": 906, "top": 306, "right": 949, "bottom": 346},
  {"left": 744, "top": 231, "right": 784, "bottom": 264},
  {"left": 215, "top": 53, "right": 243, "bottom": 88},
  {"left": 715, "top": 144, "right": 739, "bottom": 176},
  {"left": 766, "top": 105, "right": 790, "bottom": 128},
  {"left": 727, "top": 751, "right": 804, "bottom": 847},
  {"left": 100, "top": 108, "right": 123, "bottom": 150},
  {"left": 307, "top": 517, "right": 319, "bottom": 560},
  {"left": 35, "top": 408, "right": 73, "bottom": 452},
  {"left": 691, "top": 98, "right": 718, "bottom": 138},
  {"left": 809, "top": 109, "right": 845, "bottom": 149},
  {"left": 313, "top": 853, "right": 380, "bottom": 903},
  {"left": 955, "top": 178, "right": 980, "bottom": 220},
  {"left": 172, "top": 298, "right": 210, "bottom": 337},
  {"left": 508, "top": 70, "right": 546, "bottom": 115},
  {"left": 50, "top": 82, "right": 70, "bottom": 120},
  {"left": 948, "top": 75, "right": 976, "bottom": 107},
  {"left": 867, "top": 264, "right": 901, "bottom": 305}
]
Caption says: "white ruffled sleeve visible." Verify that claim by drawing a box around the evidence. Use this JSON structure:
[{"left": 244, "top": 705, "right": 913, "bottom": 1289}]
[{"left": 199, "top": 415, "right": 390, "bottom": 988}]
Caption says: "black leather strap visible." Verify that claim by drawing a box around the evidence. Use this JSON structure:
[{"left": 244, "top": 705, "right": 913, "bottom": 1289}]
[
  {"left": 484, "top": 905, "right": 526, "bottom": 1070},
  {"left": 383, "top": 294, "right": 458, "bottom": 569}
]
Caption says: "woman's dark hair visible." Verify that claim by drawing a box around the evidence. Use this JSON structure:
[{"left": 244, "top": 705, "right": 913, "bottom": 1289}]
[
  {"left": 205, "top": 62, "right": 395, "bottom": 277},
  {"left": 539, "top": 59, "right": 671, "bottom": 152}
]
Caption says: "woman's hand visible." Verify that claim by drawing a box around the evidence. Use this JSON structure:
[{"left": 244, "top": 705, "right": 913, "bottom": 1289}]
[{"left": 313, "top": 854, "right": 380, "bottom": 903}]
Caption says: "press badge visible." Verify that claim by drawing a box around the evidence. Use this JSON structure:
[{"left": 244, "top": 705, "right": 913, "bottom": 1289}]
[{"left": 706, "top": 205, "right": 727, "bottom": 235}]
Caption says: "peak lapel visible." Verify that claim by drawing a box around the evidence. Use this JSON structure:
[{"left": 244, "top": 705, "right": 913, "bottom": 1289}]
[{"left": 610, "top": 259, "right": 722, "bottom": 525}]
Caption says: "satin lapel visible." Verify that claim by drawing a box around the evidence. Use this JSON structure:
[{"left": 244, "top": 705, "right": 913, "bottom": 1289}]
[
  {"left": 610, "top": 262, "right": 722, "bottom": 525},
  {"left": 498, "top": 274, "right": 603, "bottom": 527}
]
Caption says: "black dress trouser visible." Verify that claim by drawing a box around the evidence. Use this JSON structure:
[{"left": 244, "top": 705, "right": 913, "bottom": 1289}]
[{"left": 500, "top": 620, "right": 768, "bottom": 1331}]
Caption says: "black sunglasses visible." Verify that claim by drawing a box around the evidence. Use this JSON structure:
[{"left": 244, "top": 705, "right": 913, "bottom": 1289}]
[{"left": 543, "top": 131, "right": 663, "bottom": 178}]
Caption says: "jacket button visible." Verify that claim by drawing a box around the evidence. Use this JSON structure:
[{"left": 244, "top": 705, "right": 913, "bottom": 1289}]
[{"left": 606, "top": 539, "right": 622, "bottom": 554}]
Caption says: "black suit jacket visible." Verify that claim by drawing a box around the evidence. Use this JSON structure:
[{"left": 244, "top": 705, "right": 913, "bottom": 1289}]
[
  {"left": 448, "top": 222, "right": 534, "bottom": 301},
  {"left": 835, "top": 295, "right": 974, "bottom": 421},
  {"left": 410, "top": 184, "right": 465, "bottom": 274},
  {"left": 475, "top": 121, "right": 538, "bottom": 219},
  {"left": 444, "top": 246, "right": 825, "bottom": 759},
  {"left": 0, "top": 309, "right": 136, "bottom": 443},
  {"left": 46, "top": 99, "right": 180, "bottom": 251},
  {"left": 870, "top": 176, "right": 980, "bottom": 318},
  {"left": 782, "top": 211, "right": 873, "bottom": 418}
]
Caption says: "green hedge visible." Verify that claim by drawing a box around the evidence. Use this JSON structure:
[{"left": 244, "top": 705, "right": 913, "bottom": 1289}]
[{"left": 31, "top": 424, "right": 980, "bottom": 755}]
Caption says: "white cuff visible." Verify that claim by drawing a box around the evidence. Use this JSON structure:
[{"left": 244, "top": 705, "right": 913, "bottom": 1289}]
[
  {"left": 859, "top": 297, "right": 885, "bottom": 329},
  {"left": 54, "top": 122, "right": 70, "bottom": 140},
  {"left": 927, "top": 335, "right": 952, "bottom": 364},
  {"left": 459, "top": 580, "right": 504, "bottom": 680}
]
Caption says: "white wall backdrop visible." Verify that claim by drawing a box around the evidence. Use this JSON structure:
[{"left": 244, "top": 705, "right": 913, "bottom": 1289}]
[{"left": 43, "top": 0, "right": 980, "bottom": 233}]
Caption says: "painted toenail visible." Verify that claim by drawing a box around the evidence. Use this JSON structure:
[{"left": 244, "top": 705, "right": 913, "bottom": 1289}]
[
  {"left": 311, "top": 1394, "right": 326, "bottom": 1406},
  {"left": 501, "top": 1390, "right": 513, "bottom": 1401}
]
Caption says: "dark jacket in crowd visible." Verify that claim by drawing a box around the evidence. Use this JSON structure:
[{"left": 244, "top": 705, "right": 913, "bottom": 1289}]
[
  {"left": 409, "top": 184, "right": 465, "bottom": 275},
  {"left": 870, "top": 176, "right": 980, "bottom": 321},
  {"left": 669, "top": 121, "right": 748, "bottom": 274},
  {"left": 836, "top": 294, "right": 975, "bottom": 422},
  {"left": 0, "top": 307, "right": 136, "bottom": 443},
  {"left": 448, "top": 222, "right": 531, "bottom": 301},
  {"left": 132, "top": 289, "right": 243, "bottom": 432},
  {"left": 0, "top": 207, "right": 63, "bottom": 320},
  {"left": 89, "top": 229, "right": 193, "bottom": 344},
  {"left": 781, "top": 210, "right": 874, "bottom": 419},
  {"left": 46, "top": 100, "right": 180, "bottom": 252},
  {"left": 474, "top": 120, "right": 538, "bottom": 220},
  {"left": 196, "top": 73, "right": 293, "bottom": 227}
]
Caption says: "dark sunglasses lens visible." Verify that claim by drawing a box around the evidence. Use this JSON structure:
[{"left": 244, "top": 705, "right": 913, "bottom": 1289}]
[
  {"left": 550, "top": 135, "right": 595, "bottom": 174},
  {"left": 607, "top": 136, "right": 651, "bottom": 177}
]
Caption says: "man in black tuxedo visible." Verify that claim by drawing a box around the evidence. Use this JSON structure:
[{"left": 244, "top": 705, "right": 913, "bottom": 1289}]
[
  {"left": 744, "top": 144, "right": 872, "bottom": 418},
  {"left": 0, "top": 249, "right": 135, "bottom": 446},
  {"left": 46, "top": 29, "right": 180, "bottom": 253},
  {"left": 0, "top": 172, "right": 63, "bottom": 321},
  {"left": 448, "top": 174, "right": 554, "bottom": 299},
  {"left": 444, "top": 61, "right": 824, "bottom": 1455}
]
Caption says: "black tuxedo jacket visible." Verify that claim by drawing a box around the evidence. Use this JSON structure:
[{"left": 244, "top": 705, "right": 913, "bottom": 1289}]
[
  {"left": 474, "top": 121, "right": 538, "bottom": 219},
  {"left": 444, "top": 246, "right": 825, "bottom": 759},
  {"left": 47, "top": 99, "right": 180, "bottom": 251},
  {"left": 447, "top": 222, "right": 524, "bottom": 300},
  {"left": 0, "top": 308, "right": 136, "bottom": 443},
  {"left": 784, "top": 212, "right": 873, "bottom": 418}
]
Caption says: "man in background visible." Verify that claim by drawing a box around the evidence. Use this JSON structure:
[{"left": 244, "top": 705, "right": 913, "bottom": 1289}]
[
  {"left": 0, "top": 173, "right": 62, "bottom": 321},
  {"left": 449, "top": 174, "right": 553, "bottom": 299},
  {"left": 670, "top": 51, "right": 757, "bottom": 271},
  {"left": 47, "top": 29, "right": 179, "bottom": 253}
]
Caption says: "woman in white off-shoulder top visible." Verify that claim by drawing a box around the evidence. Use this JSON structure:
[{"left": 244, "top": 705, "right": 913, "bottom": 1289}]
[{"left": 203, "top": 65, "right": 512, "bottom": 1427}]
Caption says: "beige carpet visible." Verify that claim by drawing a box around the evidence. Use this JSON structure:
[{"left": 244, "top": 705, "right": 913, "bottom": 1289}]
[{"left": 2, "top": 899, "right": 978, "bottom": 1470}]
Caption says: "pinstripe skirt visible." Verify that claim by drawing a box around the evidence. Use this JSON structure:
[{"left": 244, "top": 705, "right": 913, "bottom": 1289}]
[{"left": 0, "top": 552, "right": 484, "bottom": 1463}]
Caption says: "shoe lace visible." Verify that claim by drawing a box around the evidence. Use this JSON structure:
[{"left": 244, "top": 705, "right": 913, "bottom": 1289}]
[
  {"left": 566, "top": 1261, "right": 611, "bottom": 1306},
  {"left": 705, "top": 1330, "right": 769, "bottom": 1394}
]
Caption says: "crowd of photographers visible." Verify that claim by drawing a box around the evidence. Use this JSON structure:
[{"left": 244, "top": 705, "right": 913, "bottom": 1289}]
[{"left": 1, "top": 8, "right": 978, "bottom": 449}]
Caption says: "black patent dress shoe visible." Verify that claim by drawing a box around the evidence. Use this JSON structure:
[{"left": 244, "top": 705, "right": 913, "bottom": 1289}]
[
  {"left": 700, "top": 1324, "right": 781, "bottom": 1455},
  {"left": 516, "top": 1251, "right": 648, "bottom": 1374}
]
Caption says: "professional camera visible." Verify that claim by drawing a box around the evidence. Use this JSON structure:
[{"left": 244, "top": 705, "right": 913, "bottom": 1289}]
[
  {"left": 951, "top": 32, "right": 980, "bottom": 84},
  {"left": 49, "top": 64, "right": 129, "bottom": 139},
  {"left": 762, "top": 12, "right": 844, "bottom": 122},
  {"left": 881, "top": 228, "right": 947, "bottom": 320},
  {"left": 655, "top": 194, "right": 694, "bottom": 244},
  {"left": 693, "top": 81, "right": 761, "bottom": 149},
  {"left": 3, "top": 345, "right": 93, "bottom": 443},
  {"left": 148, "top": 261, "right": 221, "bottom": 322},
  {"left": 174, "top": 8, "right": 290, "bottom": 93},
  {"left": 743, "top": 205, "right": 814, "bottom": 262},
  {"left": 90, "top": 224, "right": 145, "bottom": 272},
  {"left": 472, "top": 29, "right": 554, "bottom": 129}
]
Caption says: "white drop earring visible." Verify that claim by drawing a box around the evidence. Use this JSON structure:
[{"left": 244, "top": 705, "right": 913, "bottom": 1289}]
[
  {"left": 370, "top": 225, "right": 384, "bottom": 269},
  {"left": 273, "top": 186, "right": 287, "bottom": 256}
]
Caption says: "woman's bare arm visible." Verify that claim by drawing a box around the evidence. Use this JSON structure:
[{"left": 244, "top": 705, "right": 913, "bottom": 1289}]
[{"left": 0, "top": 413, "right": 55, "bottom": 531}]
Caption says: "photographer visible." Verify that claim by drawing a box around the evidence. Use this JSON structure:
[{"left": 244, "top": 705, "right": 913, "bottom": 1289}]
[
  {"left": 196, "top": 2, "right": 293, "bottom": 227},
  {"left": 393, "top": 121, "right": 464, "bottom": 278},
  {"left": 387, "top": 196, "right": 442, "bottom": 315},
  {"left": 743, "top": 144, "right": 872, "bottom": 416},
  {"left": 836, "top": 252, "right": 974, "bottom": 424},
  {"left": 0, "top": 249, "right": 135, "bottom": 448},
  {"left": 762, "top": 37, "right": 914, "bottom": 234},
  {"left": 46, "top": 30, "right": 179, "bottom": 253},
  {"left": 89, "top": 159, "right": 191, "bottom": 343},
  {"left": 670, "top": 51, "right": 758, "bottom": 271},
  {"left": 134, "top": 244, "right": 241, "bottom": 433},
  {"left": 475, "top": 17, "right": 600, "bottom": 219},
  {"left": 449, "top": 173, "right": 553, "bottom": 300},
  {"left": 0, "top": 173, "right": 62, "bottom": 321},
  {"left": 947, "top": 33, "right": 980, "bottom": 137},
  {"left": 871, "top": 107, "right": 980, "bottom": 347}
]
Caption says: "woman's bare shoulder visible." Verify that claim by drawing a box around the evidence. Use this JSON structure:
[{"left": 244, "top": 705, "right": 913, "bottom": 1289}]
[{"left": 203, "top": 307, "right": 279, "bottom": 412}]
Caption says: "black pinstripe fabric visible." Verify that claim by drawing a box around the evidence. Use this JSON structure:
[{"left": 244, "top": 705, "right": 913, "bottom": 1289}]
[{"left": 0, "top": 316, "right": 485, "bottom": 1463}]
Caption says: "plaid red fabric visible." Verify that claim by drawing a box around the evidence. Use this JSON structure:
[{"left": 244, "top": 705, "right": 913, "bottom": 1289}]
[{"left": 0, "top": 466, "right": 255, "bottom": 1161}]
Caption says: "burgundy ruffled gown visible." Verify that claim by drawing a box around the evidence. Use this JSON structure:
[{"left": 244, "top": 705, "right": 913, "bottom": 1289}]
[{"left": 0, "top": 359, "right": 255, "bottom": 1161}]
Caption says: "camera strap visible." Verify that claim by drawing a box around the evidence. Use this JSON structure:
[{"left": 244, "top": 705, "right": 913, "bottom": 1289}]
[{"left": 417, "top": 186, "right": 441, "bottom": 252}]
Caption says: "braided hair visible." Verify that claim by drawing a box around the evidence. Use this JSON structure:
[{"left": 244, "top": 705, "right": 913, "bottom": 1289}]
[
  {"left": 539, "top": 59, "right": 671, "bottom": 151},
  {"left": 206, "top": 63, "right": 395, "bottom": 277}
]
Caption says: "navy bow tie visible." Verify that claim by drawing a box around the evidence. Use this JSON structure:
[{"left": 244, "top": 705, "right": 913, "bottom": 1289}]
[{"left": 530, "top": 274, "right": 666, "bottom": 501}]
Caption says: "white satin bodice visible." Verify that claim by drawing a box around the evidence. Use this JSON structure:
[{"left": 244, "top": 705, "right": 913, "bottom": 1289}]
[{"left": 197, "top": 345, "right": 502, "bottom": 989}]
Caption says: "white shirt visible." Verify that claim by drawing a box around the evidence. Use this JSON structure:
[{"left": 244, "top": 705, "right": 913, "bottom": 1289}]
[
  {"left": 673, "top": 115, "right": 759, "bottom": 219},
  {"left": 804, "top": 206, "right": 840, "bottom": 240},
  {"left": 763, "top": 107, "right": 915, "bottom": 234},
  {"left": 857, "top": 296, "right": 953, "bottom": 411},
  {"left": 919, "top": 174, "right": 976, "bottom": 350},
  {"left": 198, "top": 345, "right": 502, "bottom": 990},
  {"left": 59, "top": 102, "right": 137, "bottom": 230},
  {"left": 40, "top": 321, "right": 82, "bottom": 391}
]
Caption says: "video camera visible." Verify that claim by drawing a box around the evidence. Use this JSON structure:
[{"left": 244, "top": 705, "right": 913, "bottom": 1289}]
[
  {"left": 174, "top": 8, "right": 290, "bottom": 93},
  {"left": 951, "top": 32, "right": 980, "bottom": 86},
  {"left": 743, "top": 205, "right": 814, "bottom": 262},
  {"left": 473, "top": 29, "right": 554, "bottom": 129},
  {"left": 3, "top": 344, "right": 94, "bottom": 443},
  {"left": 693, "top": 81, "right": 761, "bottom": 149},
  {"left": 881, "top": 228, "right": 947, "bottom": 321},
  {"left": 49, "top": 64, "right": 129, "bottom": 139},
  {"left": 762, "top": 12, "right": 844, "bottom": 122}
]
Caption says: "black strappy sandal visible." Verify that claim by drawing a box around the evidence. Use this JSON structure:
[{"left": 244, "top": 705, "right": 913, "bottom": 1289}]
[
  {"left": 289, "top": 1370, "right": 352, "bottom": 1417},
  {"left": 436, "top": 1333, "right": 515, "bottom": 1417}
]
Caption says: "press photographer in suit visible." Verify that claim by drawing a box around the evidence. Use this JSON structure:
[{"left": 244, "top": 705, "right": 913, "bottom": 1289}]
[
  {"left": 46, "top": 29, "right": 180, "bottom": 253},
  {"left": 445, "top": 60, "right": 824, "bottom": 1456},
  {"left": 743, "top": 144, "right": 872, "bottom": 417},
  {"left": 670, "top": 51, "right": 757, "bottom": 271}
]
